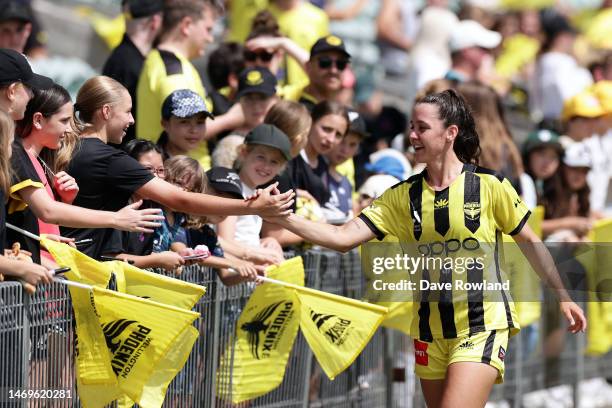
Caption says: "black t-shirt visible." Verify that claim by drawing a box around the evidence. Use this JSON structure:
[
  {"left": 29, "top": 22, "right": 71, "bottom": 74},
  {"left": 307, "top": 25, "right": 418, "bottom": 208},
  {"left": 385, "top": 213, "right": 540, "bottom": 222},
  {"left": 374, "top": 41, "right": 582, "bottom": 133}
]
[
  {"left": 6, "top": 140, "right": 50, "bottom": 263},
  {"left": 61, "top": 138, "right": 154, "bottom": 259},
  {"left": 102, "top": 34, "right": 144, "bottom": 144},
  {"left": 0, "top": 189, "right": 6, "bottom": 251},
  {"left": 102, "top": 200, "right": 158, "bottom": 257},
  {"left": 186, "top": 225, "right": 224, "bottom": 258},
  {"left": 260, "top": 167, "right": 297, "bottom": 213},
  {"left": 290, "top": 153, "right": 330, "bottom": 206}
]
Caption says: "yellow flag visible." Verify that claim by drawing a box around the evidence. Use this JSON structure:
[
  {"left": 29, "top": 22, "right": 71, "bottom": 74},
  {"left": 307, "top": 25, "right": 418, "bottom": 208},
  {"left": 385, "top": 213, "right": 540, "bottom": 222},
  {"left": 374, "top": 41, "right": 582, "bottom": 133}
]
[
  {"left": 296, "top": 287, "right": 388, "bottom": 380},
  {"left": 583, "top": 220, "right": 612, "bottom": 355},
  {"left": 77, "top": 286, "right": 199, "bottom": 408},
  {"left": 218, "top": 257, "right": 304, "bottom": 403},
  {"left": 105, "top": 260, "right": 205, "bottom": 309},
  {"left": 41, "top": 238, "right": 117, "bottom": 384}
]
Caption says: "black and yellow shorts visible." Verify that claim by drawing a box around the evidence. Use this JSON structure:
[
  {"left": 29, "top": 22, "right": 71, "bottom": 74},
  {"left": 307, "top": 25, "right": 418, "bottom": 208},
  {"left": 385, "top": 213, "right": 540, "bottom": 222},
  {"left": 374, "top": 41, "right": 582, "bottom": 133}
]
[{"left": 414, "top": 329, "right": 509, "bottom": 384}]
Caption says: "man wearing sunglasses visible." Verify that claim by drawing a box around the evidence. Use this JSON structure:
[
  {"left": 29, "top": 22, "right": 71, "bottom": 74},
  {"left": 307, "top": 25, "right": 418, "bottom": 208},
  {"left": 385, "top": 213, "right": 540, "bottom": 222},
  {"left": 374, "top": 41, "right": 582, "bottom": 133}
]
[{"left": 299, "top": 35, "right": 351, "bottom": 112}]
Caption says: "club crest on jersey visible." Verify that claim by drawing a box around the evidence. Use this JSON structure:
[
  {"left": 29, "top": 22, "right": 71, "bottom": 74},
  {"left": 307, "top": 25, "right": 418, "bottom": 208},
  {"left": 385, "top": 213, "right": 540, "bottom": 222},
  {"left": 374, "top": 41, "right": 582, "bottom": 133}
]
[
  {"left": 434, "top": 198, "right": 448, "bottom": 209},
  {"left": 464, "top": 202, "right": 481, "bottom": 220}
]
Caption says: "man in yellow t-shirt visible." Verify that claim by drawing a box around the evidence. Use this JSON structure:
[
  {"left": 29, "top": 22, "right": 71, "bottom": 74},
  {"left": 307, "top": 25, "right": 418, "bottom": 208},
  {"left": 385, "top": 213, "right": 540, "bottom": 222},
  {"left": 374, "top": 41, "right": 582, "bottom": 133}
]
[
  {"left": 268, "top": 0, "right": 329, "bottom": 88},
  {"left": 136, "top": 0, "right": 216, "bottom": 168}
]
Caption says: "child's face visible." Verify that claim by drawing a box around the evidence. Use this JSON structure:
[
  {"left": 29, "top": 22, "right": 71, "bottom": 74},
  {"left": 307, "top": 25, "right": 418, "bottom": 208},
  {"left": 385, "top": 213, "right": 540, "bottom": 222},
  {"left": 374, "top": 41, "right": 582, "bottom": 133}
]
[
  {"left": 308, "top": 113, "right": 347, "bottom": 155},
  {"left": 240, "top": 93, "right": 276, "bottom": 129},
  {"left": 563, "top": 165, "right": 589, "bottom": 191},
  {"left": 240, "top": 144, "right": 286, "bottom": 188},
  {"left": 327, "top": 132, "right": 361, "bottom": 166},
  {"left": 162, "top": 114, "right": 207, "bottom": 153},
  {"left": 138, "top": 150, "right": 165, "bottom": 179},
  {"left": 529, "top": 146, "right": 560, "bottom": 180}
]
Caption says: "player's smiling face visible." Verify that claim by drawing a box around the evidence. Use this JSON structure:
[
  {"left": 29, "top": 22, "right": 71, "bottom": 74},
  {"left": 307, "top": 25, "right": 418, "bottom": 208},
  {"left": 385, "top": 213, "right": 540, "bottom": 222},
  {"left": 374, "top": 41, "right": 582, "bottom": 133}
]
[{"left": 409, "top": 103, "right": 454, "bottom": 163}]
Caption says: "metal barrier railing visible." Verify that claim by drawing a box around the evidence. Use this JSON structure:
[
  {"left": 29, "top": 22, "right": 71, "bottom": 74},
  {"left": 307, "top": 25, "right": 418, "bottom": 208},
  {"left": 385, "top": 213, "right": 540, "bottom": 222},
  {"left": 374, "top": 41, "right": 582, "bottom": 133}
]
[{"left": 0, "top": 250, "right": 611, "bottom": 408}]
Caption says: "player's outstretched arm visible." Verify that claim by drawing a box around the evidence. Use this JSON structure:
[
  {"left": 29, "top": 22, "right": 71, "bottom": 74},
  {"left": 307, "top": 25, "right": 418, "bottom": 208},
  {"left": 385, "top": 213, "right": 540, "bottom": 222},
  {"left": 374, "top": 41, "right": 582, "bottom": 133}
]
[
  {"left": 513, "top": 224, "right": 587, "bottom": 333},
  {"left": 264, "top": 214, "right": 375, "bottom": 253}
]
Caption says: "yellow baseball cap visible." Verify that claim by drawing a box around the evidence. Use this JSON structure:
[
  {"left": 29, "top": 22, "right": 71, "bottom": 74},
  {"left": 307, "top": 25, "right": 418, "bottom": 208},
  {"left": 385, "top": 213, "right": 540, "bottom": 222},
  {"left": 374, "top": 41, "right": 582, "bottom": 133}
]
[
  {"left": 591, "top": 80, "right": 612, "bottom": 114},
  {"left": 562, "top": 90, "right": 606, "bottom": 121}
]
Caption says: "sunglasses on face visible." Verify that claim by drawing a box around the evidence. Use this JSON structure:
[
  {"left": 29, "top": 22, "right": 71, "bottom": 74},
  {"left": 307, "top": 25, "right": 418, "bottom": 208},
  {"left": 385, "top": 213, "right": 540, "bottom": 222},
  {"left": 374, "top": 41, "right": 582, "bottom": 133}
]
[
  {"left": 244, "top": 50, "right": 274, "bottom": 63},
  {"left": 317, "top": 57, "right": 349, "bottom": 71}
]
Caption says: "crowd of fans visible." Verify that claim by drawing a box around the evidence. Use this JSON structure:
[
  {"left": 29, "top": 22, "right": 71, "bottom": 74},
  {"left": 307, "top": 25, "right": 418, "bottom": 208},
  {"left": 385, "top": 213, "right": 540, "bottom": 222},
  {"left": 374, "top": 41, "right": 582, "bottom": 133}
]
[
  {"left": 0, "top": 0, "right": 611, "bottom": 403},
  {"left": 0, "top": 0, "right": 609, "bottom": 291}
]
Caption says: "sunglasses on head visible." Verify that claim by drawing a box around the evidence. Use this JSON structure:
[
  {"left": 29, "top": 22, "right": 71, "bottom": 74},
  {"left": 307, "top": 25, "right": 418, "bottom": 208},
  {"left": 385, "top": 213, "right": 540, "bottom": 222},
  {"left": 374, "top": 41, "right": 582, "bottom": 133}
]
[
  {"left": 317, "top": 57, "right": 349, "bottom": 71},
  {"left": 244, "top": 50, "right": 274, "bottom": 63}
]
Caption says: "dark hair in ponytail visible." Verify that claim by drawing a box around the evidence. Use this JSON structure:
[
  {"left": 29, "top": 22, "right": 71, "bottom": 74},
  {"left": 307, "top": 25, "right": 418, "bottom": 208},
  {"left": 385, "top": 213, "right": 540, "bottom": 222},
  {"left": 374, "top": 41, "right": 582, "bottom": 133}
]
[{"left": 415, "top": 89, "right": 481, "bottom": 164}]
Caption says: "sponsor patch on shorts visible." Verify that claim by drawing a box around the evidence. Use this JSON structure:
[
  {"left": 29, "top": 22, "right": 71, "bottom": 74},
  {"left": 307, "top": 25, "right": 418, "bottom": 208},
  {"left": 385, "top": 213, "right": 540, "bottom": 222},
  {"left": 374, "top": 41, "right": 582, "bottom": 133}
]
[
  {"left": 498, "top": 346, "right": 506, "bottom": 361},
  {"left": 414, "top": 339, "right": 429, "bottom": 366}
]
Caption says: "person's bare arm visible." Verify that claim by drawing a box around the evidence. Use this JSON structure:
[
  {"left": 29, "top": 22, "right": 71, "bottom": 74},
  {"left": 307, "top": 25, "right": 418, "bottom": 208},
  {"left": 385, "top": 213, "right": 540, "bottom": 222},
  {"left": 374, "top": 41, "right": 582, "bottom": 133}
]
[
  {"left": 110, "top": 251, "right": 185, "bottom": 270},
  {"left": 265, "top": 214, "right": 375, "bottom": 252},
  {"left": 513, "top": 224, "right": 587, "bottom": 333},
  {"left": 137, "top": 178, "right": 294, "bottom": 218},
  {"left": 0, "top": 256, "right": 54, "bottom": 286},
  {"left": 325, "top": 0, "right": 369, "bottom": 20},
  {"left": 245, "top": 36, "right": 309, "bottom": 71},
  {"left": 376, "top": 0, "right": 412, "bottom": 51},
  {"left": 19, "top": 187, "right": 163, "bottom": 232},
  {"left": 205, "top": 103, "right": 244, "bottom": 138},
  {"left": 261, "top": 221, "right": 304, "bottom": 246},
  {"left": 541, "top": 217, "right": 591, "bottom": 237},
  {"left": 217, "top": 216, "right": 282, "bottom": 264}
]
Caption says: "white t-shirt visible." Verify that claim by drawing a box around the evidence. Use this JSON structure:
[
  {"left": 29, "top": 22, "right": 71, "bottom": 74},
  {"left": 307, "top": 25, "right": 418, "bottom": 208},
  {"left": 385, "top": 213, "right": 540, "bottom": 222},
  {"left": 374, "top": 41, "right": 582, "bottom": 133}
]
[
  {"left": 233, "top": 182, "right": 262, "bottom": 248},
  {"left": 530, "top": 52, "right": 593, "bottom": 121}
]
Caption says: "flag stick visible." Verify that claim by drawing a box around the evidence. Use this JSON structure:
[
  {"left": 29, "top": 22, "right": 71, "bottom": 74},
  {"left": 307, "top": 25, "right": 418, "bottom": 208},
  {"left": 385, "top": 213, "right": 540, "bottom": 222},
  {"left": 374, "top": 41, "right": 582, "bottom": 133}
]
[
  {"left": 53, "top": 277, "right": 92, "bottom": 290},
  {"left": 6, "top": 222, "right": 41, "bottom": 241},
  {"left": 258, "top": 276, "right": 388, "bottom": 313}
]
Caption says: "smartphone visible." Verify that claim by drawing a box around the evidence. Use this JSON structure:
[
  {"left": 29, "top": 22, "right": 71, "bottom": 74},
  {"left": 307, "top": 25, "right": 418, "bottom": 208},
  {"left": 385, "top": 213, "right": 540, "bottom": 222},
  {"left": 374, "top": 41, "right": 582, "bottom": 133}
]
[
  {"left": 52, "top": 267, "right": 71, "bottom": 274},
  {"left": 74, "top": 238, "right": 94, "bottom": 246},
  {"left": 182, "top": 253, "right": 208, "bottom": 261}
]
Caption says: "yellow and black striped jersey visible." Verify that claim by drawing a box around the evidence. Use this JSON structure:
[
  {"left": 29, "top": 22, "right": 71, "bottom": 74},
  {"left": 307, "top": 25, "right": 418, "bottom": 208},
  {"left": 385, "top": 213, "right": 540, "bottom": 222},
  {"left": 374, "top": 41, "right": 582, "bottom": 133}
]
[{"left": 359, "top": 164, "right": 531, "bottom": 341}]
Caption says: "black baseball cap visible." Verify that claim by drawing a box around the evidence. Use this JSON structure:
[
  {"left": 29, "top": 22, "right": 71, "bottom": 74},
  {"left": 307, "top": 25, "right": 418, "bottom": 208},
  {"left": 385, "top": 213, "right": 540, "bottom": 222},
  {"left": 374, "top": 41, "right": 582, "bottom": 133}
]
[
  {"left": 310, "top": 35, "right": 351, "bottom": 59},
  {"left": 237, "top": 67, "right": 277, "bottom": 98},
  {"left": 206, "top": 167, "right": 243, "bottom": 199},
  {"left": 0, "top": 1, "right": 32, "bottom": 23},
  {"left": 245, "top": 124, "right": 292, "bottom": 161},
  {"left": 347, "top": 110, "right": 369, "bottom": 139},
  {"left": 0, "top": 49, "right": 53, "bottom": 89},
  {"left": 123, "top": 0, "right": 163, "bottom": 19}
]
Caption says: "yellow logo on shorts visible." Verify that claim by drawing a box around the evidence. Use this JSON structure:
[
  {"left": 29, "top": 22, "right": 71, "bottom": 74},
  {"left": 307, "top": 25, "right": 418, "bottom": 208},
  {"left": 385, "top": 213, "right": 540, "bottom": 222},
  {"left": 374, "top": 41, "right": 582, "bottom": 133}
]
[
  {"left": 326, "top": 35, "right": 343, "bottom": 46},
  {"left": 464, "top": 202, "right": 481, "bottom": 220},
  {"left": 246, "top": 70, "right": 264, "bottom": 86}
]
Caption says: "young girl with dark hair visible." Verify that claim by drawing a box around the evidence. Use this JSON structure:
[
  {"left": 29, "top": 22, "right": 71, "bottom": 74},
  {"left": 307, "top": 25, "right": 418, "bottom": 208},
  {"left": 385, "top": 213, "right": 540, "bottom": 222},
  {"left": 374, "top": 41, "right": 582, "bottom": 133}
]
[
  {"left": 289, "top": 100, "right": 349, "bottom": 207},
  {"left": 9, "top": 83, "right": 164, "bottom": 265},
  {"left": 262, "top": 89, "right": 586, "bottom": 407},
  {"left": 0, "top": 109, "right": 53, "bottom": 285}
]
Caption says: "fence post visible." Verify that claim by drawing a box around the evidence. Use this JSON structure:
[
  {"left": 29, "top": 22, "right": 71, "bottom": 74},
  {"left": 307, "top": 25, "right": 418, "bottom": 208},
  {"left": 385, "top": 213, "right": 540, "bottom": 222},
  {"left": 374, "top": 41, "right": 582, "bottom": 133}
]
[{"left": 301, "top": 251, "right": 321, "bottom": 408}]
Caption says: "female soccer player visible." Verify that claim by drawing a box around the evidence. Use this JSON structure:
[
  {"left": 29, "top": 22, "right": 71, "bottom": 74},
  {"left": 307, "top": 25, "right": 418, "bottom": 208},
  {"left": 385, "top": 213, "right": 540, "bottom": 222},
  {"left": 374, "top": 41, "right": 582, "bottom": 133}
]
[{"left": 263, "top": 89, "right": 586, "bottom": 407}]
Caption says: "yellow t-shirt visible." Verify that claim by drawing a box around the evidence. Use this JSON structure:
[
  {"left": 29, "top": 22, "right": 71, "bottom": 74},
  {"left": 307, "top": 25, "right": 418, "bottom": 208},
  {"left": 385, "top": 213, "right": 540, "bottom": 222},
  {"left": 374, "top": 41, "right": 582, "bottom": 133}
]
[
  {"left": 269, "top": 2, "right": 329, "bottom": 89},
  {"left": 227, "top": 0, "right": 269, "bottom": 43},
  {"left": 136, "top": 49, "right": 211, "bottom": 169},
  {"left": 359, "top": 165, "right": 531, "bottom": 341}
]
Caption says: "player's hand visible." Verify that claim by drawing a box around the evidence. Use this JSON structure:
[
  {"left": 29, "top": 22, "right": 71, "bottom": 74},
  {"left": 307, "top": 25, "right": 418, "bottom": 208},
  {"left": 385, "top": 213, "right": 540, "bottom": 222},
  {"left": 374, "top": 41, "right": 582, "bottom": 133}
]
[
  {"left": 248, "top": 183, "right": 294, "bottom": 217},
  {"left": 560, "top": 301, "right": 587, "bottom": 333}
]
